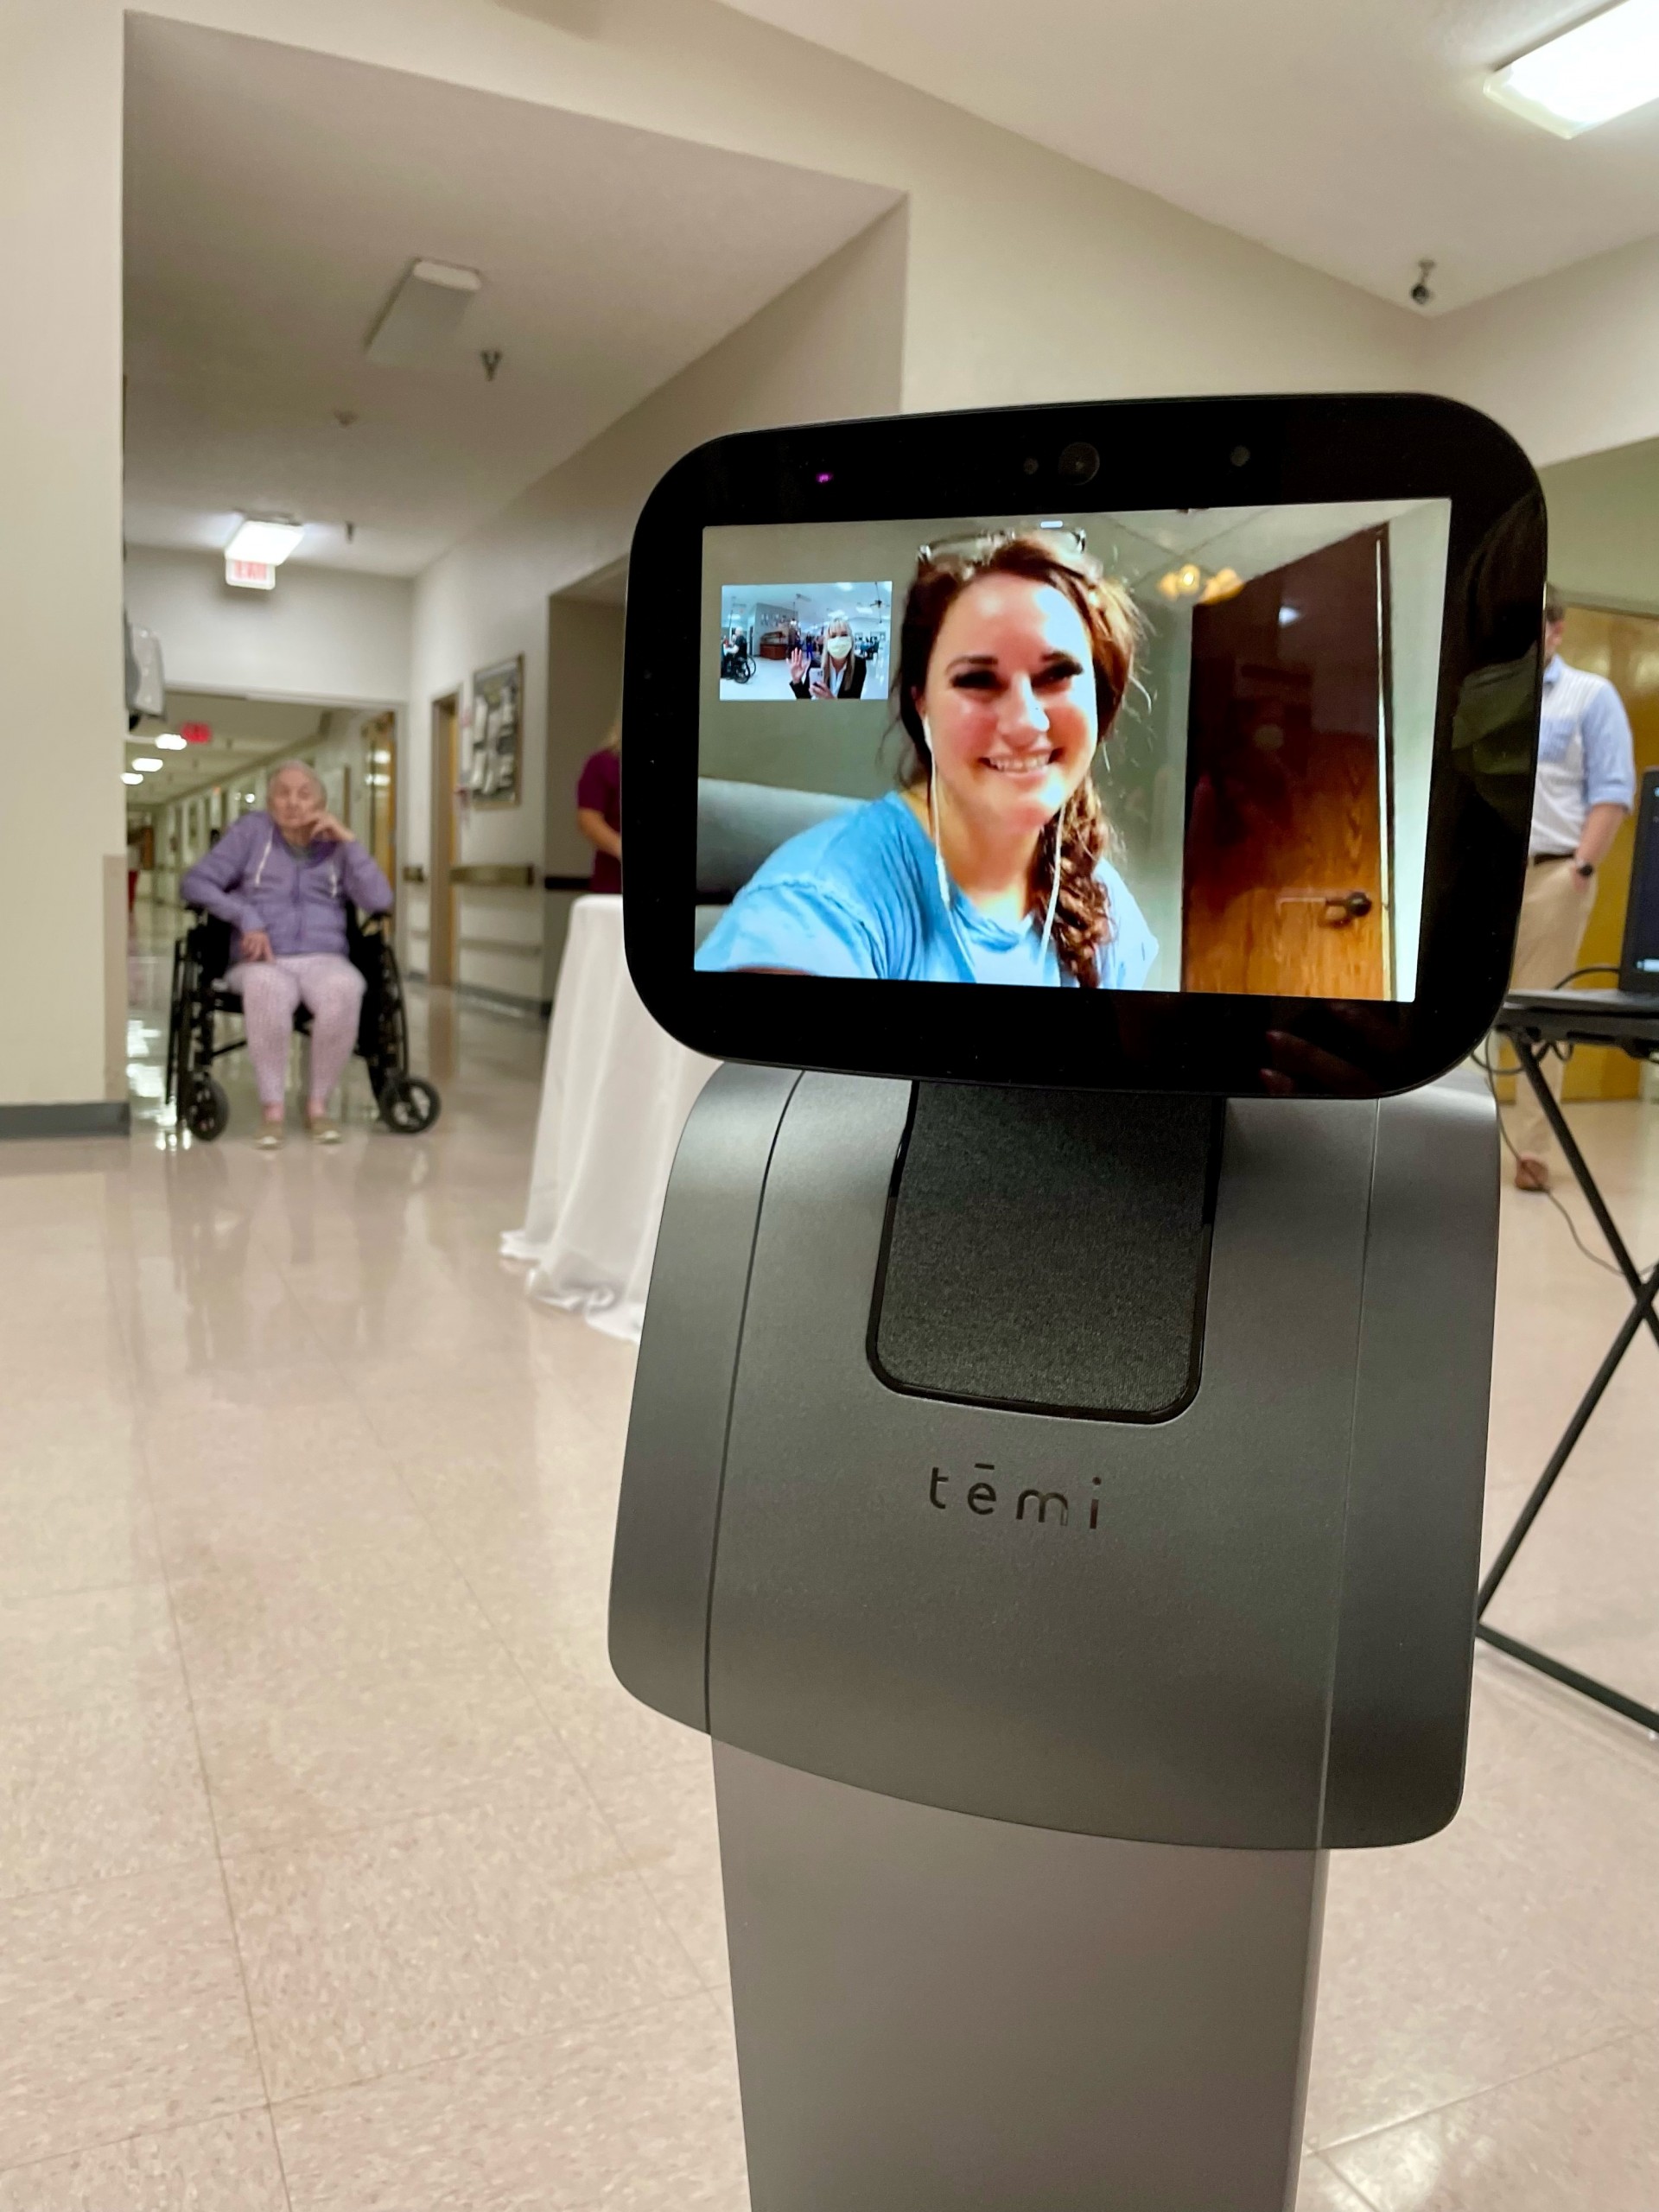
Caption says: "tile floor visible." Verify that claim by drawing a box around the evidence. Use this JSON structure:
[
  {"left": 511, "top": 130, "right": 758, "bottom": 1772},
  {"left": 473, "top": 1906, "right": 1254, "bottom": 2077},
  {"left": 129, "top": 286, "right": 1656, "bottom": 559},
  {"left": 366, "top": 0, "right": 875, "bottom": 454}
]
[{"left": 0, "top": 912, "right": 1654, "bottom": 2207}]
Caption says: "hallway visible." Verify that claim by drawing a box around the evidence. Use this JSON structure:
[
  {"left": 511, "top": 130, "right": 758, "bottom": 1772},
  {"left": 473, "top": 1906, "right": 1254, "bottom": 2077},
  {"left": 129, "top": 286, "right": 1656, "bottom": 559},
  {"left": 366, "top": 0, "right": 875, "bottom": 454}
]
[
  {"left": 0, "top": 930, "right": 743, "bottom": 2205},
  {"left": 0, "top": 926, "right": 1655, "bottom": 2204}
]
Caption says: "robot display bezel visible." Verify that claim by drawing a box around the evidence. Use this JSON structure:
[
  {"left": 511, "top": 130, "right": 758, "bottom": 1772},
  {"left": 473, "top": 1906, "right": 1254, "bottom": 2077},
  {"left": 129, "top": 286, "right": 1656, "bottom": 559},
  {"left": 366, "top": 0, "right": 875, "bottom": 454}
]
[{"left": 620, "top": 392, "right": 1545, "bottom": 1098}]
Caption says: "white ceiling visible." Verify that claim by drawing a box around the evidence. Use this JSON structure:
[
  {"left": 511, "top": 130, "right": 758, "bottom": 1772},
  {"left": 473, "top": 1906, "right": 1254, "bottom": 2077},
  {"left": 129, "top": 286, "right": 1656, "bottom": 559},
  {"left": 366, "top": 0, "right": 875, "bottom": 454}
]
[
  {"left": 123, "top": 19, "right": 898, "bottom": 578},
  {"left": 717, "top": 0, "right": 1659, "bottom": 313}
]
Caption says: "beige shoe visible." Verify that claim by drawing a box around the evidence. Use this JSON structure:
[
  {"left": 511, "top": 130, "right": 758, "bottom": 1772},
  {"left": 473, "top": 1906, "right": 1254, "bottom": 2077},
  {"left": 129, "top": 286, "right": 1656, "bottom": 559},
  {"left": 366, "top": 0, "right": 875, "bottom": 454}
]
[
  {"left": 1514, "top": 1154, "right": 1550, "bottom": 1192},
  {"left": 307, "top": 1116, "right": 342, "bottom": 1146},
  {"left": 255, "top": 1123, "right": 284, "bottom": 1151}
]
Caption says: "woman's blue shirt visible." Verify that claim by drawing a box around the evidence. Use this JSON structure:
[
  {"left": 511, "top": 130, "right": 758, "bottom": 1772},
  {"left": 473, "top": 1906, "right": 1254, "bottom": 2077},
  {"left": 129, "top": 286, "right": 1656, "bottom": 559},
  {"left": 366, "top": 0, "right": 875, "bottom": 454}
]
[{"left": 695, "top": 791, "right": 1158, "bottom": 988}]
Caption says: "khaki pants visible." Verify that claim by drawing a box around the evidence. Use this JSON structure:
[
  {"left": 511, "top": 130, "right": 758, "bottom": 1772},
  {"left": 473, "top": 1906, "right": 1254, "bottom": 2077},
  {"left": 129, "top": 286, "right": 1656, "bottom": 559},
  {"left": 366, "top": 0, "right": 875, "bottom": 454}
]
[{"left": 1505, "top": 857, "right": 1595, "bottom": 1164}]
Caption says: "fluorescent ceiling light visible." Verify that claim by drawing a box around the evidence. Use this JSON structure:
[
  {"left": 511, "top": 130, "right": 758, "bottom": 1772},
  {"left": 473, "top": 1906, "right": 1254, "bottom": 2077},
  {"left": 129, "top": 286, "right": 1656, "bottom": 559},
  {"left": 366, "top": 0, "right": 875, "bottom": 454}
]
[
  {"left": 131, "top": 756, "right": 164, "bottom": 772},
  {"left": 225, "top": 518, "right": 305, "bottom": 566},
  {"left": 154, "top": 732, "right": 188, "bottom": 751},
  {"left": 1486, "top": 0, "right": 1659, "bottom": 136},
  {"left": 366, "top": 257, "right": 483, "bottom": 368},
  {"left": 121, "top": 772, "right": 143, "bottom": 785}
]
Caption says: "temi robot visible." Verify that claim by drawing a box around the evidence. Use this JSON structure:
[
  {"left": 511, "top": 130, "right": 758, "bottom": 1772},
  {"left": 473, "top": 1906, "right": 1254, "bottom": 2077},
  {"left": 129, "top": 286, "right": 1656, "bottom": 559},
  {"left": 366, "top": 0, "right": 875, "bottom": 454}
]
[{"left": 608, "top": 394, "right": 1545, "bottom": 2211}]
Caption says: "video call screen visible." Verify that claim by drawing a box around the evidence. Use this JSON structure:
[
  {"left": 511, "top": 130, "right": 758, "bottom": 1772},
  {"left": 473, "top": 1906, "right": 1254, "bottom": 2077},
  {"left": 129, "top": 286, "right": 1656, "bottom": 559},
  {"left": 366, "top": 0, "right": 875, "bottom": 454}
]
[{"left": 695, "top": 502, "right": 1452, "bottom": 1001}]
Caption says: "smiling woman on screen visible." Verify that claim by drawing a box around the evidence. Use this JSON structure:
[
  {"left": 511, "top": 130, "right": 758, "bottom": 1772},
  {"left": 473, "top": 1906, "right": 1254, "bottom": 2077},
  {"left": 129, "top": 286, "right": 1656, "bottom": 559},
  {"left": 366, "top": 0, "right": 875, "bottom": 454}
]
[{"left": 696, "top": 532, "right": 1157, "bottom": 987}]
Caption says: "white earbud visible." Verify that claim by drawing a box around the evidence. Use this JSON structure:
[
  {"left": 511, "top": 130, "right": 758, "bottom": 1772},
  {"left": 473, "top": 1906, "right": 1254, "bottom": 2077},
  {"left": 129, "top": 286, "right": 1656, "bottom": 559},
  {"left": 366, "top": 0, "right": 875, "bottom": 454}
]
[
  {"left": 927, "top": 769, "right": 953, "bottom": 912},
  {"left": 1039, "top": 801, "right": 1065, "bottom": 963}
]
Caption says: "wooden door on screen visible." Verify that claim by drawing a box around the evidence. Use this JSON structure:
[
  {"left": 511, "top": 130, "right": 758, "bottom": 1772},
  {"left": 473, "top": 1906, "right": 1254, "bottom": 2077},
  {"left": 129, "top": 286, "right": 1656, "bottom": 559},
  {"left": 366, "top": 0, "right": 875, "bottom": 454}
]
[{"left": 1180, "top": 527, "right": 1390, "bottom": 1000}]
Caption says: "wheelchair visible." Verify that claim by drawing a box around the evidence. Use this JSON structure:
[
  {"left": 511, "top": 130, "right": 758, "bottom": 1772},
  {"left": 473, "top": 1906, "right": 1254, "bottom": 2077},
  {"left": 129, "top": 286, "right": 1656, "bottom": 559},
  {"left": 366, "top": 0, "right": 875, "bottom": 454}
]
[
  {"left": 165, "top": 907, "right": 442, "bottom": 1141},
  {"left": 720, "top": 647, "right": 754, "bottom": 683}
]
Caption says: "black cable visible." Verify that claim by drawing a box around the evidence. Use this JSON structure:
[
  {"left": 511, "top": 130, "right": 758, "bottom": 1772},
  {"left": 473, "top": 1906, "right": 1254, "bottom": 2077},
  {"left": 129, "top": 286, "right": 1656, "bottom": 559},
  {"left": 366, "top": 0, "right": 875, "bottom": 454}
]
[
  {"left": 1482, "top": 961, "right": 1656, "bottom": 1277},
  {"left": 1552, "top": 964, "right": 1620, "bottom": 989},
  {"left": 1475, "top": 1044, "right": 1624, "bottom": 1275}
]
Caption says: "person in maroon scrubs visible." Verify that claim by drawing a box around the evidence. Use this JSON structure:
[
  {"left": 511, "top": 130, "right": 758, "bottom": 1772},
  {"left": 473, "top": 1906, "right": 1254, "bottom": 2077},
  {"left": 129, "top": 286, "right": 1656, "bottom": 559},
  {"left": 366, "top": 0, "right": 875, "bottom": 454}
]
[{"left": 575, "top": 720, "right": 621, "bottom": 893}]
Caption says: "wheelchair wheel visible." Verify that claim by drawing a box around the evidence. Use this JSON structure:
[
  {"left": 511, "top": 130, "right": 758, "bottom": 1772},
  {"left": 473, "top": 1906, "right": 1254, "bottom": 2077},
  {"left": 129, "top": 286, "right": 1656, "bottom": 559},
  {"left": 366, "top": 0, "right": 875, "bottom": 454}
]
[
  {"left": 181, "top": 1072, "right": 230, "bottom": 1142},
  {"left": 378, "top": 1074, "right": 441, "bottom": 1135}
]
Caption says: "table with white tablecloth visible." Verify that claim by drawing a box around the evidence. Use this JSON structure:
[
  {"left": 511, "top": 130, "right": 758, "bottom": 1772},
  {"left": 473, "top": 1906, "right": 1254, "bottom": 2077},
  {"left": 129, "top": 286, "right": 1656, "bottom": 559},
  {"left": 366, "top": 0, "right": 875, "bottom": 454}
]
[{"left": 501, "top": 895, "right": 718, "bottom": 1341}]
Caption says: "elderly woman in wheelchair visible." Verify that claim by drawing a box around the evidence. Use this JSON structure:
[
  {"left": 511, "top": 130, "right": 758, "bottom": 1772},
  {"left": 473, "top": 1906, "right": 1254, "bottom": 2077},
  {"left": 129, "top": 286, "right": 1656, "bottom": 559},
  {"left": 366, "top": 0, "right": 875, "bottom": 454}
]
[{"left": 181, "top": 761, "right": 394, "bottom": 1147}]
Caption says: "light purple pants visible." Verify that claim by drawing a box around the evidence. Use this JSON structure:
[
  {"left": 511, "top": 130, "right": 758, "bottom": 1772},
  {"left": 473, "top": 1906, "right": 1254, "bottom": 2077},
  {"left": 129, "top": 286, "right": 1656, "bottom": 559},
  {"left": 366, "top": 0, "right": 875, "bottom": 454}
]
[{"left": 229, "top": 953, "right": 365, "bottom": 1109}]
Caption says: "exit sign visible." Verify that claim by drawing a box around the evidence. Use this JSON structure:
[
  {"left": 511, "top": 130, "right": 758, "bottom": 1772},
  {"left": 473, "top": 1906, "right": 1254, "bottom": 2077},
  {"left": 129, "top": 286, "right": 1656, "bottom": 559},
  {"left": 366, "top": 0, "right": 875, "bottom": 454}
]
[
  {"left": 181, "top": 721, "right": 213, "bottom": 746},
  {"left": 226, "top": 556, "right": 276, "bottom": 591}
]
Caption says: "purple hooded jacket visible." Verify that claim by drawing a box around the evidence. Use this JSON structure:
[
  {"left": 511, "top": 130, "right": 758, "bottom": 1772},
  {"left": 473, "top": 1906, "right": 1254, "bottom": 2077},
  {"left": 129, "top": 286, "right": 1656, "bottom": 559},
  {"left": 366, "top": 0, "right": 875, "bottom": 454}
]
[{"left": 181, "top": 811, "right": 393, "bottom": 961}]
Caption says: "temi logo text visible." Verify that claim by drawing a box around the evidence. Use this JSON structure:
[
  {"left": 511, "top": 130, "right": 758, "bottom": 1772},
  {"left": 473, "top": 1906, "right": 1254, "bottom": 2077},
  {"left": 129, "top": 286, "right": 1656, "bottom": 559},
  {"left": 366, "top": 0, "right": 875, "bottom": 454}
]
[{"left": 927, "top": 1464, "right": 1101, "bottom": 1530}]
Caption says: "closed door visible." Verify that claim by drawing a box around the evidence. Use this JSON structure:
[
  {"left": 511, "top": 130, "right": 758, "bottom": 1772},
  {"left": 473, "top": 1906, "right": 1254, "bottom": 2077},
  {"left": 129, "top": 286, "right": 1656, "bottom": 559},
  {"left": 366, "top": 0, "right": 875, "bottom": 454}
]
[{"left": 1181, "top": 528, "right": 1389, "bottom": 999}]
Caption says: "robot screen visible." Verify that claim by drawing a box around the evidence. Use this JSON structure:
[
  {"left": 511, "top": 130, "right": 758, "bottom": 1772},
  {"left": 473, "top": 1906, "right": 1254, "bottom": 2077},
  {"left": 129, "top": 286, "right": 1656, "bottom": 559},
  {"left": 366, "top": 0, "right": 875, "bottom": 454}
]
[{"left": 622, "top": 394, "right": 1544, "bottom": 1096}]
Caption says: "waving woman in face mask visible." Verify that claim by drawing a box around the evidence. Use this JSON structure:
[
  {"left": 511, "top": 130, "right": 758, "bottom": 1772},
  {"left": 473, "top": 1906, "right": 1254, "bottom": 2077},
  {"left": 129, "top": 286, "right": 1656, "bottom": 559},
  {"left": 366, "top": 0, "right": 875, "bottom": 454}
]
[{"left": 788, "top": 611, "right": 867, "bottom": 700}]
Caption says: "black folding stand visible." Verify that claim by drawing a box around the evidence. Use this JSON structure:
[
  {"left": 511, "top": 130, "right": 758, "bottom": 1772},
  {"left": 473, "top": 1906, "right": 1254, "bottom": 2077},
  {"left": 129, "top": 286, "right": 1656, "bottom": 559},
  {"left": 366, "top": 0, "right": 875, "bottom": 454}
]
[{"left": 1482, "top": 990, "right": 1659, "bottom": 1733}]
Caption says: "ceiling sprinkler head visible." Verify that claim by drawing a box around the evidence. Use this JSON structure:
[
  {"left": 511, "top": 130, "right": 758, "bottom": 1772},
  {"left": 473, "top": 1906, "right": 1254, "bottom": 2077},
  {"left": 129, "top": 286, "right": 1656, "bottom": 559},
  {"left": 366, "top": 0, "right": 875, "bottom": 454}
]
[
  {"left": 1411, "top": 258, "right": 1437, "bottom": 308},
  {"left": 481, "top": 349, "right": 503, "bottom": 382}
]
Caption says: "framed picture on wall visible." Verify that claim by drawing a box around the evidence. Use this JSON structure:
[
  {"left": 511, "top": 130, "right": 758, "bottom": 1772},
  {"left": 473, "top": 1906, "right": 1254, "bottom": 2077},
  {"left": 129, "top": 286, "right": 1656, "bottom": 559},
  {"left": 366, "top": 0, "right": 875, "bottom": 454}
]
[{"left": 467, "top": 654, "right": 523, "bottom": 807}]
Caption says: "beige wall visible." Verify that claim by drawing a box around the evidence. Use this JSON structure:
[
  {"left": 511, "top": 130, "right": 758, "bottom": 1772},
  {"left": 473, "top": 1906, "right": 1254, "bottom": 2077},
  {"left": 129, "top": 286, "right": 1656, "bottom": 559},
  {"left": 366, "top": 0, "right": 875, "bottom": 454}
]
[
  {"left": 1539, "top": 437, "right": 1659, "bottom": 618},
  {"left": 124, "top": 547, "right": 411, "bottom": 707},
  {"left": 1428, "top": 233, "right": 1659, "bottom": 473},
  {"left": 0, "top": 0, "right": 127, "bottom": 1111},
  {"left": 543, "top": 599, "right": 626, "bottom": 1003}
]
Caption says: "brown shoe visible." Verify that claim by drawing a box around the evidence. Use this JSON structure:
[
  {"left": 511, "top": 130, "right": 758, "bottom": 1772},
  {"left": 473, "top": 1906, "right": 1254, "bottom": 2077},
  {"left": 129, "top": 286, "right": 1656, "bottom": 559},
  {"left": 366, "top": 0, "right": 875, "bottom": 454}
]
[{"left": 1514, "top": 1154, "right": 1550, "bottom": 1192}]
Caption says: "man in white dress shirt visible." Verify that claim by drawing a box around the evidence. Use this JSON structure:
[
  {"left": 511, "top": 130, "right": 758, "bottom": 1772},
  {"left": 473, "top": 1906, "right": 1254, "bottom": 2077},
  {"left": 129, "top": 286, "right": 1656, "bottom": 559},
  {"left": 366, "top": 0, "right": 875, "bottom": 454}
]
[{"left": 1508, "top": 592, "right": 1637, "bottom": 1190}]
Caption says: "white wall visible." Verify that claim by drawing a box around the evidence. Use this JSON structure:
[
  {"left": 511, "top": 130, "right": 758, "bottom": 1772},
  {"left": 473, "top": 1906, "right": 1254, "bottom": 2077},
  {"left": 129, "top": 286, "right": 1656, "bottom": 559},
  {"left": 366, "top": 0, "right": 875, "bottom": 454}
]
[
  {"left": 0, "top": 0, "right": 127, "bottom": 1113},
  {"left": 124, "top": 545, "right": 411, "bottom": 706}
]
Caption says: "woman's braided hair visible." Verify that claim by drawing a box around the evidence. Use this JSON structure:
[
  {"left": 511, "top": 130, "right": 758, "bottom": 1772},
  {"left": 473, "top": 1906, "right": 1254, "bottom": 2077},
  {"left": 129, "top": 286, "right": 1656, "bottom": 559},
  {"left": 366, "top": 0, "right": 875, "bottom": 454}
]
[{"left": 895, "top": 532, "right": 1139, "bottom": 988}]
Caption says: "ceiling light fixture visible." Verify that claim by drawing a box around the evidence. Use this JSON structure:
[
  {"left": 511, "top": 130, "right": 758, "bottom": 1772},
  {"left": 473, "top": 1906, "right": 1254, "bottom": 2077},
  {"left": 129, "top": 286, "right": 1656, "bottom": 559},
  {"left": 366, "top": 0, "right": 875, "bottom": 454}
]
[
  {"left": 366, "top": 258, "right": 483, "bottom": 368},
  {"left": 1486, "top": 0, "right": 1659, "bottom": 136},
  {"left": 225, "top": 518, "right": 306, "bottom": 566},
  {"left": 131, "top": 756, "right": 164, "bottom": 772},
  {"left": 154, "top": 732, "right": 188, "bottom": 751},
  {"left": 121, "top": 772, "right": 143, "bottom": 786}
]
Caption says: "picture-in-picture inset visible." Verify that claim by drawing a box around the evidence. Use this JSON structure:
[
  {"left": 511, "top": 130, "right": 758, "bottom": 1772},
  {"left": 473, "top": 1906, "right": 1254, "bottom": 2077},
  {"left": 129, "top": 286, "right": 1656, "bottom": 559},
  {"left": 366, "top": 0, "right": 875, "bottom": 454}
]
[{"left": 719, "top": 582, "right": 892, "bottom": 703}]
